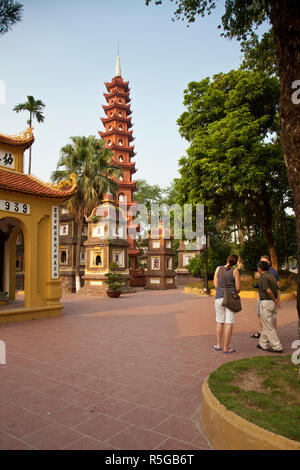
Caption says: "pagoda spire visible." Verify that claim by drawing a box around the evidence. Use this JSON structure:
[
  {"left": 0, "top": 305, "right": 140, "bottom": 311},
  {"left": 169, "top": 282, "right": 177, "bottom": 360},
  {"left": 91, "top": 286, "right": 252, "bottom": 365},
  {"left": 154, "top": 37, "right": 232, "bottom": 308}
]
[
  {"left": 99, "top": 62, "right": 141, "bottom": 281},
  {"left": 115, "top": 55, "right": 121, "bottom": 78}
]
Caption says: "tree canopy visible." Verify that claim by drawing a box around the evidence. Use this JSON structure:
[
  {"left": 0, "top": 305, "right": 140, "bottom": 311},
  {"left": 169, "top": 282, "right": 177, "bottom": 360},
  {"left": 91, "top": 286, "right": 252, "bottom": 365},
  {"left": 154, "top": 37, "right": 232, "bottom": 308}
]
[
  {"left": 13, "top": 96, "right": 46, "bottom": 127},
  {"left": 51, "top": 136, "right": 120, "bottom": 222},
  {"left": 145, "top": 0, "right": 270, "bottom": 39},
  {"left": 146, "top": 0, "right": 300, "bottom": 328},
  {"left": 240, "top": 30, "right": 277, "bottom": 76},
  {"left": 0, "top": 0, "right": 22, "bottom": 36},
  {"left": 135, "top": 179, "right": 165, "bottom": 207},
  {"left": 51, "top": 135, "right": 120, "bottom": 293},
  {"left": 175, "top": 68, "right": 292, "bottom": 270},
  {"left": 13, "top": 95, "right": 46, "bottom": 174}
]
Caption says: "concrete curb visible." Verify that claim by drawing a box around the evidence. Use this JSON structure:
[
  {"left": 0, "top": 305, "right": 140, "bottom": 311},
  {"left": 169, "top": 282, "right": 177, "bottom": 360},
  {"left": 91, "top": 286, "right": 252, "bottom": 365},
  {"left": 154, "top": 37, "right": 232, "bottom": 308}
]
[
  {"left": 201, "top": 376, "right": 300, "bottom": 450},
  {"left": 184, "top": 287, "right": 296, "bottom": 301},
  {"left": 0, "top": 305, "right": 63, "bottom": 324}
]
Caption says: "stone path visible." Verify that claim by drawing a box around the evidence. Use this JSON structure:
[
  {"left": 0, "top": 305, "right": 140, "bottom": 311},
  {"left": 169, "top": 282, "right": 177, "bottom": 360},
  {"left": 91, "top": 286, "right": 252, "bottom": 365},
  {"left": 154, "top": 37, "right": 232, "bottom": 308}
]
[{"left": 0, "top": 288, "right": 298, "bottom": 450}]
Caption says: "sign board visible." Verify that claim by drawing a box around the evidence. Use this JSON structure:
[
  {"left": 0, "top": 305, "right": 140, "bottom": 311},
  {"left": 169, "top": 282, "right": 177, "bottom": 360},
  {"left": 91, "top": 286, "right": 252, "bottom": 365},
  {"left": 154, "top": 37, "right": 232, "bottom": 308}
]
[
  {"left": 0, "top": 199, "right": 30, "bottom": 215},
  {"left": 0, "top": 151, "right": 15, "bottom": 169},
  {"left": 51, "top": 206, "right": 59, "bottom": 279}
]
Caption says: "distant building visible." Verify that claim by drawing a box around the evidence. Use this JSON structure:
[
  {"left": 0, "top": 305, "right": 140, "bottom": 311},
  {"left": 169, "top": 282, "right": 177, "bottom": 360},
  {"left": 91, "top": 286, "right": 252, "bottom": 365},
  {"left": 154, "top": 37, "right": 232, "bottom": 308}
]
[
  {"left": 145, "top": 222, "right": 177, "bottom": 290},
  {"left": 176, "top": 239, "right": 203, "bottom": 286}
]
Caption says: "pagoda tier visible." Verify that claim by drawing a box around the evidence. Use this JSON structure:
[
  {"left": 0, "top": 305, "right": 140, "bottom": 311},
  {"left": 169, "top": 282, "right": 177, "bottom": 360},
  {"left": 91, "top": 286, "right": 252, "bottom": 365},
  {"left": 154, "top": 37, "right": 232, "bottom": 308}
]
[
  {"left": 101, "top": 115, "right": 133, "bottom": 129},
  {"left": 105, "top": 78, "right": 130, "bottom": 92},
  {"left": 116, "top": 162, "right": 137, "bottom": 173},
  {"left": 99, "top": 129, "right": 135, "bottom": 143},
  {"left": 102, "top": 103, "right": 132, "bottom": 116},
  {"left": 117, "top": 181, "right": 137, "bottom": 190},
  {"left": 103, "top": 91, "right": 131, "bottom": 103},
  {"left": 107, "top": 143, "right": 136, "bottom": 156}
]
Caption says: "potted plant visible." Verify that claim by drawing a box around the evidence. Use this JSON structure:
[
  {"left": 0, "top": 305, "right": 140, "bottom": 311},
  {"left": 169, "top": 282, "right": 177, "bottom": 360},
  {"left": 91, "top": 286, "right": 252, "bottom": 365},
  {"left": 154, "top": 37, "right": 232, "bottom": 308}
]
[{"left": 104, "top": 262, "right": 125, "bottom": 298}]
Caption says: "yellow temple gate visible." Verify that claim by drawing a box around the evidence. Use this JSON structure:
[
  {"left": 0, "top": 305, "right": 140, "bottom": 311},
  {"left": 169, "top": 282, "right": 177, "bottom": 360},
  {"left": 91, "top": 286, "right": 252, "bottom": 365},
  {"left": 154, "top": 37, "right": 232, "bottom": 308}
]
[{"left": 0, "top": 129, "right": 76, "bottom": 324}]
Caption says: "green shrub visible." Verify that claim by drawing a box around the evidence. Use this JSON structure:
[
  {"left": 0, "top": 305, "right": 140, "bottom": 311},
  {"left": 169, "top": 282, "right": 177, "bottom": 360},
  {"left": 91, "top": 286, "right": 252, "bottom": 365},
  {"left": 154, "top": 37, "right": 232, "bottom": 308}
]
[
  {"left": 104, "top": 262, "right": 125, "bottom": 292},
  {"left": 187, "top": 239, "right": 232, "bottom": 279}
]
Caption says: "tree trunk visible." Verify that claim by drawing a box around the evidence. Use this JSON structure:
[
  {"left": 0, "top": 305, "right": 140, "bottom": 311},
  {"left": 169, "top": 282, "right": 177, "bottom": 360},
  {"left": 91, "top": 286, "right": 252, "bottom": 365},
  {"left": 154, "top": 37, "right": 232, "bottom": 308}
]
[
  {"left": 28, "top": 115, "right": 32, "bottom": 175},
  {"left": 233, "top": 226, "right": 237, "bottom": 244},
  {"left": 270, "top": 0, "right": 300, "bottom": 327},
  {"left": 75, "top": 219, "right": 83, "bottom": 293},
  {"left": 248, "top": 195, "right": 279, "bottom": 271},
  {"left": 245, "top": 226, "right": 251, "bottom": 241},
  {"left": 28, "top": 147, "right": 32, "bottom": 175},
  {"left": 258, "top": 215, "right": 279, "bottom": 272},
  {"left": 281, "top": 207, "right": 289, "bottom": 263},
  {"left": 237, "top": 226, "right": 244, "bottom": 245},
  {"left": 264, "top": 227, "right": 279, "bottom": 273}
]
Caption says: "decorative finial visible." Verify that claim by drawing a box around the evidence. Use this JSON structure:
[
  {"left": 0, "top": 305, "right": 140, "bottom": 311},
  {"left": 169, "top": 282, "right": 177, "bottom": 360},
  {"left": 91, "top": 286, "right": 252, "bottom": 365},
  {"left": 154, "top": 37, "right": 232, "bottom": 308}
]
[{"left": 115, "top": 55, "right": 121, "bottom": 78}]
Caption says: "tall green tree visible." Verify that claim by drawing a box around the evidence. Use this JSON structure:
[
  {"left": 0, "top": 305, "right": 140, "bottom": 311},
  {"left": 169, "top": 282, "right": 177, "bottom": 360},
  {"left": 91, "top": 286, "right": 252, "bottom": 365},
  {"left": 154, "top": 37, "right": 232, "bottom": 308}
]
[
  {"left": 135, "top": 179, "right": 179, "bottom": 207},
  {"left": 0, "top": 0, "right": 22, "bottom": 36},
  {"left": 13, "top": 96, "right": 46, "bottom": 174},
  {"left": 146, "top": 0, "right": 300, "bottom": 333},
  {"left": 214, "top": 200, "right": 258, "bottom": 244},
  {"left": 135, "top": 179, "right": 166, "bottom": 239},
  {"left": 176, "top": 69, "right": 292, "bottom": 272},
  {"left": 240, "top": 30, "right": 277, "bottom": 76},
  {"left": 135, "top": 179, "right": 165, "bottom": 207},
  {"left": 51, "top": 136, "right": 120, "bottom": 293},
  {"left": 135, "top": 179, "right": 182, "bottom": 239}
]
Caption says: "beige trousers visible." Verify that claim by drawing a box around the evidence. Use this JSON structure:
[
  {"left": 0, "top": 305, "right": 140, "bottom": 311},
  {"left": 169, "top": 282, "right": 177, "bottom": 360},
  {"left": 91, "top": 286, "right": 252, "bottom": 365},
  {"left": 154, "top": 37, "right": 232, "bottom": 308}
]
[{"left": 259, "top": 300, "right": 283, "bottom": 351}]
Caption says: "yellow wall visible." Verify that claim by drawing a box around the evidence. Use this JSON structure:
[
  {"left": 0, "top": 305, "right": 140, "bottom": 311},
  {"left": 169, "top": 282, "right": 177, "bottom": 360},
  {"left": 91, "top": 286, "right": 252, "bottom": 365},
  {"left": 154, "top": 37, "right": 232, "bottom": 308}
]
[{"left": 0, "top": 189, "right": 64, "bottom": 323}]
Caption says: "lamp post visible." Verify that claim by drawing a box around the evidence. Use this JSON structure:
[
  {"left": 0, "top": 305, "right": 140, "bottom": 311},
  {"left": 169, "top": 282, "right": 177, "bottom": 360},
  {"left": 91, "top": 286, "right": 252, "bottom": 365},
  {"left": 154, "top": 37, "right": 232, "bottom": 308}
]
[{"left": 203, "top": 209, "right": 210, "bottom": 295}]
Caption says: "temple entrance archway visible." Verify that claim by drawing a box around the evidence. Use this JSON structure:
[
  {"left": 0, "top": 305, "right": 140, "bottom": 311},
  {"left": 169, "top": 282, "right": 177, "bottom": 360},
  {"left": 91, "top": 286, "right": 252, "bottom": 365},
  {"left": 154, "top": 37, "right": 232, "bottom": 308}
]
[{"left": 0, "top": 216, "right": 26, "bottom": 308}]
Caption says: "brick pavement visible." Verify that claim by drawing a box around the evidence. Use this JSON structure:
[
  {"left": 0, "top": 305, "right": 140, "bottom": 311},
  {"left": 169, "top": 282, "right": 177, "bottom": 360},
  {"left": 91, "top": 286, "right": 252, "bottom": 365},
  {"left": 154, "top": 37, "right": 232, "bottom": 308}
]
[{"left": 0, "top": 288, "right": 298, "bottom": 450}]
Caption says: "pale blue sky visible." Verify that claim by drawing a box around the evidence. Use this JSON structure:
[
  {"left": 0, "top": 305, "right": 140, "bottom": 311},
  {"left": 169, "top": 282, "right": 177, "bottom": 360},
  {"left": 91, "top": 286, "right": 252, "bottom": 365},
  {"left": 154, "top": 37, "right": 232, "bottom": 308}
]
[{"left": 1, "top": 0, "right": 246, "bottom": 187}]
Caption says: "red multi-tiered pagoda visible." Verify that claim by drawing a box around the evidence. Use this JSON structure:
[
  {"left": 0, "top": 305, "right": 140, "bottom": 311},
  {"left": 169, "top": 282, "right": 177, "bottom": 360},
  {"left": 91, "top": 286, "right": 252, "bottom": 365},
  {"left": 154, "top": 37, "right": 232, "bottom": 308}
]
[{"left": 99, "top": 57, "right": 143, "bottom": 285}]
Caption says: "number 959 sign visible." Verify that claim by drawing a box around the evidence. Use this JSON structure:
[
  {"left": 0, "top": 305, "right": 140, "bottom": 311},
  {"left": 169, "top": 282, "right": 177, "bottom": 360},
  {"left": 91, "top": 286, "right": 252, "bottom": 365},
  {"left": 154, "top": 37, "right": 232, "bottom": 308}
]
[{"left": 0, "top": 199, "right": 30, "bottom": 215}]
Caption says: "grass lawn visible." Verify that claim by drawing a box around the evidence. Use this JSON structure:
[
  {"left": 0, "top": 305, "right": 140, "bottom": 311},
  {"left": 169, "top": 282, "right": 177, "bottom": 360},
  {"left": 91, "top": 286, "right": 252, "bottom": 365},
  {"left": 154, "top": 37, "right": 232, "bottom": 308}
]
[{"left": 208, "top": 355, "right": 300, "bottom": 442}]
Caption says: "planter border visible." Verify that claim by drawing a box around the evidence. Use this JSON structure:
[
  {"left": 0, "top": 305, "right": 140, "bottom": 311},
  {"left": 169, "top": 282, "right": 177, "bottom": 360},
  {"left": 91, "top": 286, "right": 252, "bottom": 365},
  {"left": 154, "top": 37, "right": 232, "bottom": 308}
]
[
  {"left": 185, "top": 287, "right": 296, "bottom": 301},
  {"left": 201, "top": 376, "right": 300, "bottom": 450}
]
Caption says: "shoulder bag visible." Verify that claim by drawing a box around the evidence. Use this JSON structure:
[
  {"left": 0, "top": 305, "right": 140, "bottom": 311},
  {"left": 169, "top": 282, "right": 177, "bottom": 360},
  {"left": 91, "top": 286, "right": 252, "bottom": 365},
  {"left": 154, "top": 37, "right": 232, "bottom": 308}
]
[{"left": 220, "top": 267, "right": 242, "bottom": 313}]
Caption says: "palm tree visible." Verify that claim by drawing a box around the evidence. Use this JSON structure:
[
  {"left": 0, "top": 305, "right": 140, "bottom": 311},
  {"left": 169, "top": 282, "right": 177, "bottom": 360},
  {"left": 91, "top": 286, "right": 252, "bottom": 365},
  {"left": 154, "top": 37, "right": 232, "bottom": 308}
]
[
  {"left": 13, "top": 95, "right": 45, "bottom": 174},
  {"left": 51, "top": 135, "right": 120, "bottom": 293},
  {"left": 0, "top": 0, "right": 23, "bottom": 36}
]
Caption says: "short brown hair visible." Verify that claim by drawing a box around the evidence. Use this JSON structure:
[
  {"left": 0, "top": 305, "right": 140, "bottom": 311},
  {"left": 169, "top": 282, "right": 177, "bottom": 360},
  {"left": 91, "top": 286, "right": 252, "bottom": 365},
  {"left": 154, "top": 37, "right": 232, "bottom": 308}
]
[{"left": 260, "top": 254, "right": 270, "bottom": 261}]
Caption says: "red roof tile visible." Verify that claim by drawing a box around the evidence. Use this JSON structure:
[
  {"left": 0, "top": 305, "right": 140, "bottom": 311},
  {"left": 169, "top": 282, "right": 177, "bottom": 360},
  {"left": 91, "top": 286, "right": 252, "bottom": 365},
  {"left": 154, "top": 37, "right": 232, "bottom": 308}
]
[
  {"left": 0, "top": 130, "right": 34, "bottom": 150},
  {"left": 0, "top": 169, "right": 76, "bottom": 199}
]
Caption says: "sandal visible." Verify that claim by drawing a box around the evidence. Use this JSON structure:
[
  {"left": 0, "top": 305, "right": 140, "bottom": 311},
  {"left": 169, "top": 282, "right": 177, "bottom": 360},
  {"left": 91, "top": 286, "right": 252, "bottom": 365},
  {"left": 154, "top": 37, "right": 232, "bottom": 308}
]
[
  {"left": 251, "top": 332, "right": 261, "bottom": 338},
  {"left": 223, "top": 349, "right": 236, "bottom": 354},
  {"left": 212, "top": 346, "right": 222, "bottom": 351}
]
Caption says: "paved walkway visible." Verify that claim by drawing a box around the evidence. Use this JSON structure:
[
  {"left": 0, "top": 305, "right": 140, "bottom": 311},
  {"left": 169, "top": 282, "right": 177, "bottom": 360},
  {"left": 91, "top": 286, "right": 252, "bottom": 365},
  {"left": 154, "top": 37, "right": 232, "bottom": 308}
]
[{"left": 0, "top": 288, "right": 298, "bottom": 450}]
